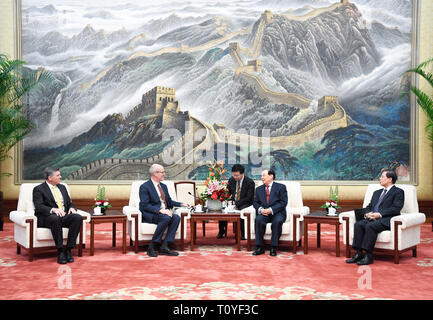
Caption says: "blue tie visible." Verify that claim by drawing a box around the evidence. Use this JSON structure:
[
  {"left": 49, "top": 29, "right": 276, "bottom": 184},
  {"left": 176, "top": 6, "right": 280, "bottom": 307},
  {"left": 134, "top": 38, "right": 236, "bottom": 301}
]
[{"left": 373, "top": 189, "right": 387, "bottom": 212}]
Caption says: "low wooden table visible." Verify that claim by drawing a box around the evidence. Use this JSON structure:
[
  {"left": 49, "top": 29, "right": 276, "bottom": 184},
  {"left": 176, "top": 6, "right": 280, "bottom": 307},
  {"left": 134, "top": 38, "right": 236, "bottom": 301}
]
[
  {"left": 90, "top": 210, "right": 127, "bottom": 256},
  {"left": 190, "top": 212, "right": 251, "bottom": 251},
  {"left": 303, "top": 211, "right": 341, "bottom": 257}
]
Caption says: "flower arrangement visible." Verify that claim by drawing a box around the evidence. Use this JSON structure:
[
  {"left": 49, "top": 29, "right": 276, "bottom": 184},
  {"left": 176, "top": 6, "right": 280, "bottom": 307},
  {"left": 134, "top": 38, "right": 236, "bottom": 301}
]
[
  {"left": 321, "top": 186, "right": 340, "bottom": 209},
  {"left": 93, "top": 185, "right": 112, "bottom": 210},
  {"left": 200, "top": 160, "right": 231, "bottom": 202}
]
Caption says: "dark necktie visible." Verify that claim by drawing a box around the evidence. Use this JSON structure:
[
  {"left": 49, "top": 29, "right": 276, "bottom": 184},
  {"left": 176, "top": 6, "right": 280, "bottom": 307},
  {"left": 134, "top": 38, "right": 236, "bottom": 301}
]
[
  {"left": 236, "top": 181, "right": 241, "bottom": 201},
  {"left": 373, "top": 189, "right": 387, "bottom": 212},
  {"left": 266, "top": 185, "right": 270, "bottom": 204},
  {"left": 157, "top": 183, "right": 168, "bottom": 208}
]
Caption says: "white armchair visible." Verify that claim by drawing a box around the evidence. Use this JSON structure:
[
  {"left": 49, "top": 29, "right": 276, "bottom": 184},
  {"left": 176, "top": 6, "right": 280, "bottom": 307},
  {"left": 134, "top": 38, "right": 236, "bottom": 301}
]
[
  {"left": 9, "top": 183, "right": 91, "bottom": 262},
  {"left": 122, "top": 180, "right": 191, "bottom": 252},
  {"left": 243, "top": 181, "right": 310, "bottom": 253},
  {"left": 339, "top": 184, "right": 426, "bottom": 264}
]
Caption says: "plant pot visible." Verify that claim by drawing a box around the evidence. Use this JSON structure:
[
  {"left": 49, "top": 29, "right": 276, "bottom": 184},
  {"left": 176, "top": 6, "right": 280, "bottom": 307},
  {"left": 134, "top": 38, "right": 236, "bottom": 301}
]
[{"left": 207, "top": 199, "right": 222, "bottom": 211}]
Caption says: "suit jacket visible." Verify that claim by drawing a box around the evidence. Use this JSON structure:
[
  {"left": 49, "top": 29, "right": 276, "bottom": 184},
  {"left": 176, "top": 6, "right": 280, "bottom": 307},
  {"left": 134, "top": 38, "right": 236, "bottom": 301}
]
[
  {"left": 365, "top": 185, "right": 404, "bottom": 228},
  {"left": 33, "top": 182, "right": 76, "bottom": 226},
  {"left": 227, "top": 176, "right": 255, "bottom": 210},
  {"left": 253, "top": 182, "right": 288, "bottom": 219},
  {"left": 139, "top": 180, "right": 181, "bottom": 217}
]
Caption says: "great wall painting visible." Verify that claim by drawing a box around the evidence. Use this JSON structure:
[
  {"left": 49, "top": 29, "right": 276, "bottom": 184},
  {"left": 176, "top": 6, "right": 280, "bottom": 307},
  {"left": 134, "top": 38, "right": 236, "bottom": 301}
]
[{"left": 20, "top": 0, "right": 415, "bottom": 182}]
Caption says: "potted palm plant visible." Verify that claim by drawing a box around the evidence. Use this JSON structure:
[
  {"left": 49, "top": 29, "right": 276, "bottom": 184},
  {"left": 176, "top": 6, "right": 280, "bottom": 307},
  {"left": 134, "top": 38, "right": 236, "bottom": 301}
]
[
  {"left": 404, "top": 58, "right": 433, "bottom": 232},
  {"left": 0, "top": 54, "right": 55, "bottom": 230},
  {"left": 404, "top": 58, "right": 433, "bottom": 145}
]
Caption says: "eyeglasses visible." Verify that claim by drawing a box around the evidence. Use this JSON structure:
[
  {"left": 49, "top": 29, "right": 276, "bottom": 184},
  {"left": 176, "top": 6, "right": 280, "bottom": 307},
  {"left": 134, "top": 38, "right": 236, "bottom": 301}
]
[{"left": 156, "top": 171, "right": 165, "bottom": 174}]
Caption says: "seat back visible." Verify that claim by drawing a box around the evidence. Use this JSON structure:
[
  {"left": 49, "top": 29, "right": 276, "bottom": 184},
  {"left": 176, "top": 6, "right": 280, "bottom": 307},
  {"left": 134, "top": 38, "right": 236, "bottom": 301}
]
[
  {"left": 128, "top": 180, "right": 178, "bottom": 208},
  {"left": 174, "top": 181, "right": 196, "bottom": 206},
  {"left": 17, "top": 182, "right": 72, "bottom": 212},
  {"left": 363, "top": 184, "right": 419, "bottom": 214}
]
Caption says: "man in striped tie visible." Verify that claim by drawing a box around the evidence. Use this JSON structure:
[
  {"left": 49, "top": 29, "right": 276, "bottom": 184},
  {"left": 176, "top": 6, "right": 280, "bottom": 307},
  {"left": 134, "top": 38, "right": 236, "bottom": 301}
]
[
  {"left": 139, "top": 164, "right": 189, "bottom": 257},
  {"left": 33, "top": 167, "right": 83, "bottom": 264},
  {"left": 346, "top": 169, "right": 404, "bottom": 265}
]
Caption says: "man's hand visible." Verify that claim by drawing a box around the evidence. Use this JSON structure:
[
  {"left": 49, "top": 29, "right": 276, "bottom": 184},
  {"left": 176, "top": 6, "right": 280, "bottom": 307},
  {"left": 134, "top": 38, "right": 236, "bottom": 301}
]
[
  {"left": 52, "top": 208, "right": 66, "bottom": 217},
  {"left": 260, "top": 208, "right": 272, "bottom": 216},
  {"left": 365, "top": 212, "right": 381, "bottom": 220},
  {"left": 68, "top": 208, "right": 77, "bottom": 215},
  {"left": 180, "top": 203, "right": 189, "bottom": 208},
  {"left": 160, "top": 209, "right": 173, "bottom": 217}
]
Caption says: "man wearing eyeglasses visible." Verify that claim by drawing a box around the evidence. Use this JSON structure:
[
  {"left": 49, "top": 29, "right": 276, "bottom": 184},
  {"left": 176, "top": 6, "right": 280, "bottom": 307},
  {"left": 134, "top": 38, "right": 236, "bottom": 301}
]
[{"left": 139, "top": 164, "right": 189, "bottom": 257}]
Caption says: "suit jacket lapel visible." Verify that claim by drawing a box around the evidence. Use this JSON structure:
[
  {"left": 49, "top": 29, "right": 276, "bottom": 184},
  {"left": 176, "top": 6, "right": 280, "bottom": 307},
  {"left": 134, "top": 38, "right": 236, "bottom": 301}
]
[
  {"left": 42, "top": 182, "right": 57, "bottom": 207},
  {"left": 379, "top": 186, "right": 395, "bottom": 208}
]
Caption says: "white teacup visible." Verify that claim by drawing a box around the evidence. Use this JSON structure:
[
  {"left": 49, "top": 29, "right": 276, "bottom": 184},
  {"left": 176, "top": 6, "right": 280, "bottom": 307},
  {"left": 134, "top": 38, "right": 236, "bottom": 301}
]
[
  {"left": 227, "top": 204, "right": 236, "bottom": 212},
  {"left": 327, "top": 207, "right": 337, "bottom": 216},
  {"left": 195, "top": 204, "right": 203, "bottom": 212}
]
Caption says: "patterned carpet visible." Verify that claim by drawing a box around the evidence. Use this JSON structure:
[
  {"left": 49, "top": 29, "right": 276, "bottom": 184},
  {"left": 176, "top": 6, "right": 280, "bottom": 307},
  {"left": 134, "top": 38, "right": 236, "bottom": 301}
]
[{"left": 1, "top": 222, "right": 433, "bottom": 300}]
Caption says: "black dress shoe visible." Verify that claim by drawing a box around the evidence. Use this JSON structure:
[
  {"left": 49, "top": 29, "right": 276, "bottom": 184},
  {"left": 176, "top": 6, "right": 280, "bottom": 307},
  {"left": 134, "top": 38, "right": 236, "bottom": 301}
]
[
  {"left": 252, "top": 247, "right": 265, "bottom": 256},
  {"left": 57, "top": 252, "right": 67, "bottom": 264},
  {"left": 346, "top": 252, "right": 364, "bottom": 264},
  {"left": 159, "top": 242, "right": 179, "bottom": 256},
  {"left": 65, "top": 250, "right": 74, "bottom": 263},
  {"left": 357, "top": 254, "right": 374, "bottom": 265},
  {"left": 147, "top": 243, "right": 158, "bottom": 257},
  {"left": 270, "top": 247, "right": 277, "bottom": 256}
]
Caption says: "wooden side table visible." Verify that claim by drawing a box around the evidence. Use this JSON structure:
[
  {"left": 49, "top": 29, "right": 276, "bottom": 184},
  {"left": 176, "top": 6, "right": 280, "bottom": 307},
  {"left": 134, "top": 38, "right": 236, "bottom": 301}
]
[
  {"left": 189, "top": 212, "right": 251, "bottom": 251},
  {"left": 90, "top": 210, "right": 127, "bottom": 256},
  {"left": 303, "top": 211, "right": 341, "bottom": 257}
]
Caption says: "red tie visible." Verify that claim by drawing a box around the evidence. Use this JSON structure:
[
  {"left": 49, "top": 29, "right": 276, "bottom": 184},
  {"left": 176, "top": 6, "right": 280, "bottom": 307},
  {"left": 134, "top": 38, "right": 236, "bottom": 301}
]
[
  {"left": 157, "top": 183, "right": 168, "bottom": 208},
  {"left": 266, "top": 185, "right": 270, "bottom": 204}
]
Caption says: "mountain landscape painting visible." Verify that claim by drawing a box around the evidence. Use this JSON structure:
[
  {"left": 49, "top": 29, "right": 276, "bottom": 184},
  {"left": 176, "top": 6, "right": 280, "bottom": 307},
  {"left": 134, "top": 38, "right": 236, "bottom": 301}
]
[{"left": 20, "top": 0, "right": 416, "bottom": 182}]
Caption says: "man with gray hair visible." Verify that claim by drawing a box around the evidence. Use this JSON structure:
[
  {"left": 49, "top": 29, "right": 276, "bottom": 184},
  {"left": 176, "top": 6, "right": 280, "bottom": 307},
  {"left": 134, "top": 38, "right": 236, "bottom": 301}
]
[
  {"left": 33, "top": 167, "right": 83, "bottom": 264},
  {"left": 139, "top": 164, "right": 189, "bottom": 257}
]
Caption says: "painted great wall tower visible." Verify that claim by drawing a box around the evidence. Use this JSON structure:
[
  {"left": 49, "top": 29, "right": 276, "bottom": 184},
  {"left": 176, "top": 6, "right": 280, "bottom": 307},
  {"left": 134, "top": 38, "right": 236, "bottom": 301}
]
[{"left": 68, "top": 4, "right": 351, "bottom": 180}]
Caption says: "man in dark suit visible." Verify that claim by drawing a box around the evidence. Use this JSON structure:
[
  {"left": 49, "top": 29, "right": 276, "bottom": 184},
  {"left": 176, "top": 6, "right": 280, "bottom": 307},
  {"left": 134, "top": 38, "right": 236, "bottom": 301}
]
[
  {"left": 33, "top": 167, "right": 83, "bottom": 264},
  {"left": 252, "top": 169, "right": 288, "bottom": 256},
  {"left": 217, "top": 164, "right": 255, "bottom": 239},
  {"left": 139, "top": 164, "right": 189, "bottom": 257},
  {"left": 346, "top": 169, "right": 404, "bottom": 265}
]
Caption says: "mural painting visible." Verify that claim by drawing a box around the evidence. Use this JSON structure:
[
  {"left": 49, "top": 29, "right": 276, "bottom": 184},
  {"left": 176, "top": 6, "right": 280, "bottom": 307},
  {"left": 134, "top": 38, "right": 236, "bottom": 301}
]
[{"left": 19, "top": 0, "right": 416, "bottom": 182}]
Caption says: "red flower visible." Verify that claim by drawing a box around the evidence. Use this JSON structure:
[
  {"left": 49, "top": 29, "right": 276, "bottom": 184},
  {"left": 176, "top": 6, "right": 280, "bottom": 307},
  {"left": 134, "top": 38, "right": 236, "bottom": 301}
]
[{"left": 211, "top": 192, "right": 218, "bottom": 200}]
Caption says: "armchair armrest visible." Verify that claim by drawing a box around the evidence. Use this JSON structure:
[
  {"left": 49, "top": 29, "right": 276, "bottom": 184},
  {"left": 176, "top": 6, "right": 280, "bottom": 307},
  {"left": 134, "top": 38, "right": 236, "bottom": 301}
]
[
  {"left": 240, "top": 205, "right": 255, "bottom": 220},
  {"left": 76, "top": 209, "right": 91, "bottom": 222},
  {"left": 339, "top": 210, "right": 355, "bottom": 224},
  {"left": 391, "top": 213, "right": 426, "bottom": 229},
  {"left": 292, "top": 206, "right": 310, "bottom": 221},
  {"left": 9, "top": 210, "right": 37, "bottom": 228},
  {"left": 123, "top": 206, "right": 142, "bottom": 220},
  {"left": 174, "top": 207, "right": 192, "bottom": 220}
]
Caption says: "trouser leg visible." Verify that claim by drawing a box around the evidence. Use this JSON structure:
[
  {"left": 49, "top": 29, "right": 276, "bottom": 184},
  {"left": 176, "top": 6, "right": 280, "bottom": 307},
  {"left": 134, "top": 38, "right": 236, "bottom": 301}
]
[{"left": 62, "top": 214, "right": 83, "bottom": 249}]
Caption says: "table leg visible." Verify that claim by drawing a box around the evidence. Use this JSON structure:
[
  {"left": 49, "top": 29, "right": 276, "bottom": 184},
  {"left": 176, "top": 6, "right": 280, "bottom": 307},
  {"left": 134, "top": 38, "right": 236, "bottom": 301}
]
[
  {"left": 112, "top": 222, "right": 116, "bottom": 247},
  {"left": 246, "top": 213, "right": 251, "bottom": 251},
  {"left": 304, "top": 221, "right": 308, "bottom": 254},
  {"left": 190, "top": 219, "right": 195, "bottom": 251},
  {"left": 317, "top": 223, "right": 321, "bottom": 248},
  {"left": 194, "top": 221, "right": 197, "bottom": 244},
  {"left": 237, "top": 218, "right": 241, "bottom": 251},
  {"left": 122, "top": 219, "right": 127, "bottom": 254},
  {"left": 336, "top": 223, "right": 340, "bottom": 257},
  {"left": 90, "top": 221, "right": 95, "bottom": 256}
]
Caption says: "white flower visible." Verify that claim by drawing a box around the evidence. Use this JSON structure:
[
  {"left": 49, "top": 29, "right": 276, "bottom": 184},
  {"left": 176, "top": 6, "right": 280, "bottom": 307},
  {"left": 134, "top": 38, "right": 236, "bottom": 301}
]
[{"left": 104, "top": 202, "right": 109, "bottom": 206}]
